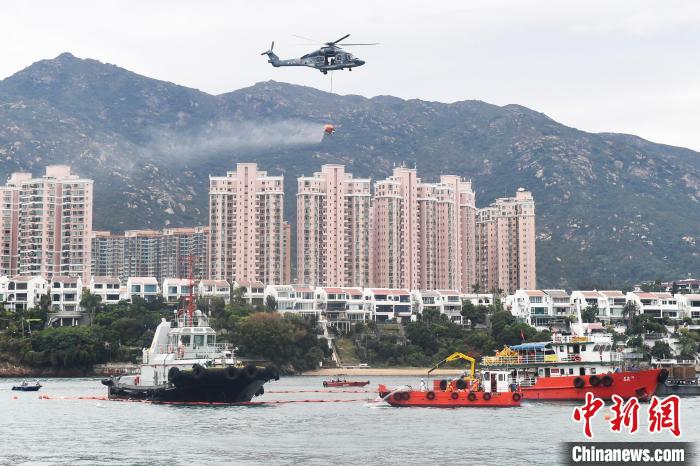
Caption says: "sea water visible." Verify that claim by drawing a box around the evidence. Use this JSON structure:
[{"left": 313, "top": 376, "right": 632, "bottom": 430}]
[{"left": 1, "top": 376, "right": 697, "bottom": 465}]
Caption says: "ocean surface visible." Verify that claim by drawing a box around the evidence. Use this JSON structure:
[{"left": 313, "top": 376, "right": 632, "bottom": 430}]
[{"left": 1, "top": 376, "right": 697, "bottom": 465}]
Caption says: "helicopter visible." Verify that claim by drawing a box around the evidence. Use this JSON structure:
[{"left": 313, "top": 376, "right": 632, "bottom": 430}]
[{"left": 261, "top": 34, "right": 377, "bottom": 74}]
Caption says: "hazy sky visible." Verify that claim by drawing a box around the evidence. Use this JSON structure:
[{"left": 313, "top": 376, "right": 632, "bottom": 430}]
[{"left": 3, "top": 0, "right": 700, "bottom": 150}]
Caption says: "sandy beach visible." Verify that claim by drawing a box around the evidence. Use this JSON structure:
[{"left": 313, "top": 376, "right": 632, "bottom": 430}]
[{"left": 302, "top": 367, "right": 466, "bottom": 376}]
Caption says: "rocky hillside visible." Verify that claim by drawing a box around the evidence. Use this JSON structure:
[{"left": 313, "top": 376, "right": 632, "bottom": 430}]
[{"left": 0, "top": 53, "right": 698, "bottom": 288}]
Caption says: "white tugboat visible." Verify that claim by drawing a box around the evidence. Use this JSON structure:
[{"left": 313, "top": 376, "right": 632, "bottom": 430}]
[{"left": 102, "top": 271, "right": 279, "bottom": 403}]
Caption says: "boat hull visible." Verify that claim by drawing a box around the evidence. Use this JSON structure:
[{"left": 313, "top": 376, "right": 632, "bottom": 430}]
[
  {"left": 323, "top": 381, "right": 369, "bottom": 387},
  {"left": 521, "top": 369, "right": 663, "bottom": 401},
  {"left": 378, "top": 385, "right": 521, "bottom": 407},
  {"left": 655, "top": 381, "right": 700, "bottom": 397},
  {"left": 104, "top": 366, "right": 277, "bottom": 403},
  {"left": 12, "top": 385, "right": 41, "bottom": 392}
]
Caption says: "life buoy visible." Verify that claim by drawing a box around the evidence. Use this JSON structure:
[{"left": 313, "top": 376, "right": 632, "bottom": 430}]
[
  {"left": 512, "top": 393, "right": 521, "bottom": 401},
  {"left": 483, "top": 392, "right": 492, "bottom": 401},
  {"left": 573, "top": 377, "right": 585, "bottom": 389},
  {"left": 657, "top": 369, "right": 669, "bottom": 384},
  {"left": 468, "top": 392, "right": 477, "bottom": 402},
  {"left": 573, "top": 355, "right": 581, "bottom": 361},
  {"left": 601, "top": 375, "right": 613, "bottom": 387},
  {"left": 589, "top": 375, "right": 601, "bottom": 387},
  {"left": 426, "top": 391, "right": 435, "bottom": 400},
  {"left": 450, "top": 392, "right": 459, "bottom": 400}
]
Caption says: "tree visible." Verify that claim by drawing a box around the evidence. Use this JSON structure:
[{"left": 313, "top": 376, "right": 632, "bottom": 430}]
[
  {"left": 265, "top": 295, "right": 278, "bottom": 312},
  {"left": 622, "top": 301, "right": 638, "bottom": 326},
  {"left": 649, "top": 340, "right": 673, "bottom": 360},
  {"left": 677, "top": 329, "right": 699, "bottom": 361},
  {"left": 80, "top": 288, "right": 102, "bottom": 326},
  {"left": 461, "top": 301, "right": 488, "bottom": 328},
  {"left": 471, "top": 283, "right": 482, "bottom": 293},
  {"left": 581, "top": 304, "right": 599, "bottom": 323}
]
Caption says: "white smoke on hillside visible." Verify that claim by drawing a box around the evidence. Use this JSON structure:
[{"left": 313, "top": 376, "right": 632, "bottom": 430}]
[{"left": 143, "top": 119, "right": 324, "bottom": 161}]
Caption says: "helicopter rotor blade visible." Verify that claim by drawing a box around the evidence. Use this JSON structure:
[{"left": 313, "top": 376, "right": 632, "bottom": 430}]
[
  {"left": 292, "top": 34, "right": 320, "bottom": 43},
  {"left": 338, "top": 43, "right": 379, "bottom": 46},
  {"left": 328, "top": 33, "right": 351, "bottom": 45}
]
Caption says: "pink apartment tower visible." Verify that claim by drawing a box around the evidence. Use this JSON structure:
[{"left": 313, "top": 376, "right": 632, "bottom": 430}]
[
  {"left": 371, "top": 167, "right": 476, "bottom": 292},
  {"left": 209, "top": 163, "right": 286, "bottom": 285},
  {"left": 475, "top": 188, "right": 536, "bottom": 294},
  {"left": 297, "top": 164, "right": 371, "bottom": 287},
  {"left": 1, "top": 166, "right": 93, "bottom": 281}
]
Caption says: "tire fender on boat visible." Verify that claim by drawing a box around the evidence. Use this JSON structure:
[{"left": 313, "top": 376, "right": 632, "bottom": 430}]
[
  {"left": 192, "top": 364, "right": 206, "bottom": 380},
  {"left": 483, "top": 392, "right": 492, "bottom": 401},
  {"left": 601, "top": 375, "right": 613, "bottom": 387},
  {"left": 658, "top": 369, "right": 669, "bottom": 384},
  {"left": 244, "top": 364, "right": 258, "bottom": 379},
  {"left": 512, "top": 393, "right": 521, "bottom": 401},
  {"left": 589, "top": 375, "right": 601, "bottom": 387},
  {"left": 573, "top": 377, "right": 585, "bottom": 389},
  {"left": 426, "top": 391, "right": 435, "bottom": 400},
  {"left": 467, "top": 392, "right": 477, "bottom": 402},
  {"left": 168, "top": 366, "right": 181, "bottom": 382},
  {"left": 224, "top": 366, "right": 240, "bottom": 381},
  {"left": 451, "top": 392, "right": 459, "bottom": 400}
]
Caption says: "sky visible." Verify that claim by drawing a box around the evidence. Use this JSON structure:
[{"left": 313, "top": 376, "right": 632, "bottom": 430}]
[{"left": 3, "top": 0, "right": 700, "bottom": 151}]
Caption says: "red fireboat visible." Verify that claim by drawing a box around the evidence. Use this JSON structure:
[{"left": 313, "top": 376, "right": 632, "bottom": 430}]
[
  {"left": 378, "top": 352, "right": 522, "bottom": 408},
  {"left": 481, "top": 324, "right": 667, "bottom": 401}
]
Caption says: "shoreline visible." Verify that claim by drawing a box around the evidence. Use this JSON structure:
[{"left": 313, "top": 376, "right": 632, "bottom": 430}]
[{"left": 301, "top": 367, "right": 466, "bottom": 376}]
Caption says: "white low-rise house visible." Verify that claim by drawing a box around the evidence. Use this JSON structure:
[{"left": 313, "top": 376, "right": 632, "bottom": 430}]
[
  {"left": 508, "top": 290, "right": 553, "bottom": 328},
  {"left": 663, "top": 279, "right": 700, "bottom": 294},
  {"left": 626, "top": 292, "right": 681, "bottom": 319},
  {"left": 49, "top": 276, "right": 82, "bottom": 313},
  {"left": 462, "top": 293, "right": 494, "bottom": 307},
  {"left": 198, "top": 279, "right": 231, "bottom": 303},
  {"left": 126, "top": 277, "right": 160, "bottom": 302},
  {"left": 264, "top": 284, "right": 321, "bottom": 318},
  {"left": 47, "top": 276, "right": 83, "bottom": 326},
  {"left": 571, "top": 290, "right": 609, "bottom": 319},
  {"left": 162, "top": 278, "right": 193, "bottom": 303},
  {"left": 90, "top": 276, "right": 124, "bottom": 304},
  {"left": 233, "top": 279, "right": 266, "bottom": 307},
  {"left": 364, "top": 288, "right": 412, "bottom": 322},
  {"left": 0, "top": 276, "right": 9, "bottom": 302},
  {"left": 599, "top": 290, "right": 627, "bottom": 321},
  {"left": 316, "top": 287, "right": 370, "bottom": 328},
  {"left": 543, "top": 290, "right": 572, "bottom": 318},
  {"left": 437, "top": 290, "right": 463, "bottom": 323},
  {"left": 677, "top": 294, "right": 700, "bottom": 319},
  {"left": 5, "top": 276, "right": 48, "bottom": 312}
]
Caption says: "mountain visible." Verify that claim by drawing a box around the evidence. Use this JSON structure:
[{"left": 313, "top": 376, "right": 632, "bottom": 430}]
[{"left": 0, "top": 53, "right": 698, "bottom": 288}]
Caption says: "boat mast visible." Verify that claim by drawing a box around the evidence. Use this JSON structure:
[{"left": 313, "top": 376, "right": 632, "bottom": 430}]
[{"left": 187, "top": 254, "right": 195, "bottom": 325}]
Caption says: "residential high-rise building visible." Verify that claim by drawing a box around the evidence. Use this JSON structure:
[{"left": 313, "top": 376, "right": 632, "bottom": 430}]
[
  {"left": 3, "top": 166, "right": 93, "bottom": 281},
  {"left": 209, "top": 163, "right": 285, "bottom": 284},
  {"left": 91, "top": 227, "right": 209, "bottom": 281},
  {"left": 371, "top": 167, "right": 419, "bottom": 289},
  {"left": 0, "top": 173, "right": 29, "bottom": 277},
  {"left": 297, "top": 165, "right": 371, "bottom": 287},
  {"left": 282, "top": 221, "right": 292, "bottom": 284},
  {"left": 371, "top": 168, "right": 476, "bottom": 292},
  {"left": 475, "top": 188, "right": 536, "bottom": 294}
]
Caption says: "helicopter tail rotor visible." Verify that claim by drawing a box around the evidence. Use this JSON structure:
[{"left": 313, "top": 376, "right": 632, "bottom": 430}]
[{"left": 260, "top": 41, "right": 275, "bottom": 55}]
